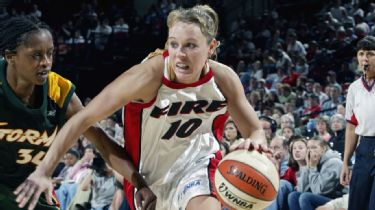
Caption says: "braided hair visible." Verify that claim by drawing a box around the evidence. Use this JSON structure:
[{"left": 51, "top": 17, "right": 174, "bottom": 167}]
[{"left": 0, "top": 16, "right": 52, "bottom": 57}]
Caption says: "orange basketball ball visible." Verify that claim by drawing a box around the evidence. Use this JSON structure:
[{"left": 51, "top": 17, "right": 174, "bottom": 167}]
[{"left": 214, "top": 150, "right": 279, "bottom": 210}]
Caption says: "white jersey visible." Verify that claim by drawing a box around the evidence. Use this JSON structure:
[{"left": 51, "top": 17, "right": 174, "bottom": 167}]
[
  {"left": 123, "top": 51, "right": 228, "bottom": 210},
  {"left": 345, "top": 77, "right": 375, "bottom": 136}
]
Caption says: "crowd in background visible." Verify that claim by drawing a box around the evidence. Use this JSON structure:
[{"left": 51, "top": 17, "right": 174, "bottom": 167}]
[{"left": 1, "top": 0, "right": 375, "bottom": 209}]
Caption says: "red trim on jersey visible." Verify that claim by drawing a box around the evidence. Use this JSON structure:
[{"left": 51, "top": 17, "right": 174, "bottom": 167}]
[
  {"left": 123, "top": 103, "right": 145, "bottom": 210},
  {"left": 162, "top": 69, "right": 214, "bottom": 89},
  {"left": 347, "top": 113, "right": 358, "bottom": 126},
  {"left": 209, "top": 151, "right": 222, "bottom": 198},
  {"left": 128, "top": 97, "right": 156, "bottom": 109},
  {"left": 212, "top": 112, "right": 229, "bottom": 141}
]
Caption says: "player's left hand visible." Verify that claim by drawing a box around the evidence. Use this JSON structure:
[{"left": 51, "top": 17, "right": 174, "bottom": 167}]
[
  {"left": 135, "top": 187, "right": 157, "bottom": 210},
  {"left": 14, "top": 169, "right": 53, "bottom": 210},
  {"left": 229, "top": 138, "right": 271, "bottom": 154}
]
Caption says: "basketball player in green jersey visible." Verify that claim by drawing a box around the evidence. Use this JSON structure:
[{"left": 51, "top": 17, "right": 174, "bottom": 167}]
[{"left": 0, "top": 16, "right": 155, "bottom": 209}]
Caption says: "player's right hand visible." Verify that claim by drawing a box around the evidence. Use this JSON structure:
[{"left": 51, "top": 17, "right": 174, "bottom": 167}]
[
  {"left": 229, "top": 138, "right": 271, "bottom": 154},
  {"left": 340, "top": 164, "right": 351, "bottom": 186},
  {"left": 14, "top": 169, "right": 53, "bottom": 210},
  {"left": 135, "top": 187, "right": 157, "bottom": 210}
]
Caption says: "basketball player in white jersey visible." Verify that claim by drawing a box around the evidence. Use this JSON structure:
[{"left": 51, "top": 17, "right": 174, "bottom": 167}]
[{"left": 15, "top": 5, "right": 267, "bottom": 210}]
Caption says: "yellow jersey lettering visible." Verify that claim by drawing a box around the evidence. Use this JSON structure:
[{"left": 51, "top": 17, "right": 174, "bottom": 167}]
[
  {"left": 18, "top": 129, "right": 40, "bottom": 144},
  {"left": 31, "top": 151, "right": 46, "bottom": 165},
  {"left": 16, "top": 149, "right": 33, "bottom": 164},
  {"left": 0, "top": 128, "right": 57, "bottom": 146},
  {"left": 39, "top": 128, "right": 57, "bottom": 147},
  {"left": 16, "top": 149, "right": 46, "bottom": 165},
  {"left": 0, "top": 129, "right": 12, "bottom": 139},
  {"left": 7, "top": 129, "right": 23, "bottom": 142}
]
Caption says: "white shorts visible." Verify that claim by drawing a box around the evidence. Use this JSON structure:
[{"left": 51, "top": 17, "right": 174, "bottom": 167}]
[{"left": 135, "top": 154, "right": 219, "bottom": 210}]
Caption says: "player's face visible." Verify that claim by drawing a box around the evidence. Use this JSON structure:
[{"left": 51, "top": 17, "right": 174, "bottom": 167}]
[
  {"left": 167, "top": 22, "right": 213, "bottom": 84},
  {"left": 6, "top": 30, "right": 54, "bottom": 85},
  {"left": 357, "top": 49, "right": 375, "bottom": 78}
]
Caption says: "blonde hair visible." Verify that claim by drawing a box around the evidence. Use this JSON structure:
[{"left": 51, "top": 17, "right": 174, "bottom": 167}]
[{"left": 167, "top": 5, "right": 219, "bottom": 43}]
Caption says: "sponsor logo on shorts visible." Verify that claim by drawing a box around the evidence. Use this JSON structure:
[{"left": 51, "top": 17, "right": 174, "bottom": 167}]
[
  {"left": 218, "top": 182, "right": 256, "bottom": 209},
  {"left": 177, "top": 179, "right": 201, "bottom": 201}
]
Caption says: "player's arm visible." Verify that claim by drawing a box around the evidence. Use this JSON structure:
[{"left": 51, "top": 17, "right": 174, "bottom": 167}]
[
  {"left": 43, "top": 55, "right": 162, "bottom": 182},
  {"left": 64, "top": 93, "right": 149, "bottom": 192},
  {"left": 210, "top": 60, "right": 267, "bottom": 146}
]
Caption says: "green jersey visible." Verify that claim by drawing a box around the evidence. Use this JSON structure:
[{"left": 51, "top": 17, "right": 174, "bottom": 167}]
[{"left": 0, "top": 58, "right": 75, "bottom": 189}]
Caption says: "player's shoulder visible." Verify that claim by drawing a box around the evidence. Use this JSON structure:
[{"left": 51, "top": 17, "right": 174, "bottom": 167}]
[
  {"left": 209, "top": 60, "right": 238, "bottom": 85},
  {"left": 209, "top": 60, "right": 233, "bottom": 74},
  {"left": 348, "top": 77, "right": 363, "bottom": 90},
  {"left": 136, "top": 53, "right": 164, "bottom": 78}
]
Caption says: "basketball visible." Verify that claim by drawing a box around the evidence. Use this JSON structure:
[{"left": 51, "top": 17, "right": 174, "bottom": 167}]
[{"left": 214, "top": 150, "right": 279, "bottom": 210}]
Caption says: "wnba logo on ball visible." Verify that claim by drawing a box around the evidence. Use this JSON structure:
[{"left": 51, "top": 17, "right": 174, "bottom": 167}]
[
  {"left": 214, "top": 150, "right": 279, "bottom": 210},
  {"left": 218, "top": 182, "right": 255, "bottom": 209}
]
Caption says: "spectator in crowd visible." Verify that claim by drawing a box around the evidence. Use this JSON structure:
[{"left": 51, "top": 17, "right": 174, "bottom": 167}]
[
  {"left": 286, "top": 31, "right": 306, "bottom": 60},
  {"left": 277, "top": 114, "right": 296, "bottom": 135},
  {"left": 269, "top": 135, "right": 290, "bottom": 178},
  {"left": 267, "top": 136, "right": 307, "bottom": 210},
  {"left": 281, "top": 126, "right": 295, "bottom": 140},
  {"left": 288, "top": 136, "right": 345, "bottom": 210},
  {"left": 56, "top": 145, "right": 95, "bottom": 210},
  {"left": 303, "top": 93, "right": 321, "bottom": 119},
  {"left": 322, "top": 84, "right": 344, "bottom": 116},
  {"left": 87, "top": 18, "right": 112, "bottom": 51},
  {"left": 260, "top": 116, "right": 277, "bottom": 143},
  {"left": 287, "top": 136, "right": 308, "bottom": 186},
  {"left": 54, "top": 149, "right": 81, "bottom": 184},
  {"left": 336, "top": 104, "right": 345, "bottom": 116},
  {"left": 81, "top": 154, "right": 116, "bottom": 210},
  {"left": 222, "top": 119, "right": 242, "bottom": 147},
  {"left": 329, "top": 114, "right": 346, "bottom": 159},
  {"left": 29, "top": 4, "right": 42, "bottom": 19},
  {"left": 316, "top": 116, "right": 332, "bottom": 142},
  {"left": 294, "top": 55, "right": 309, "bottom": 75},
  {"left": 313, "top": 82, "right": 329, "bottom": 105}
]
